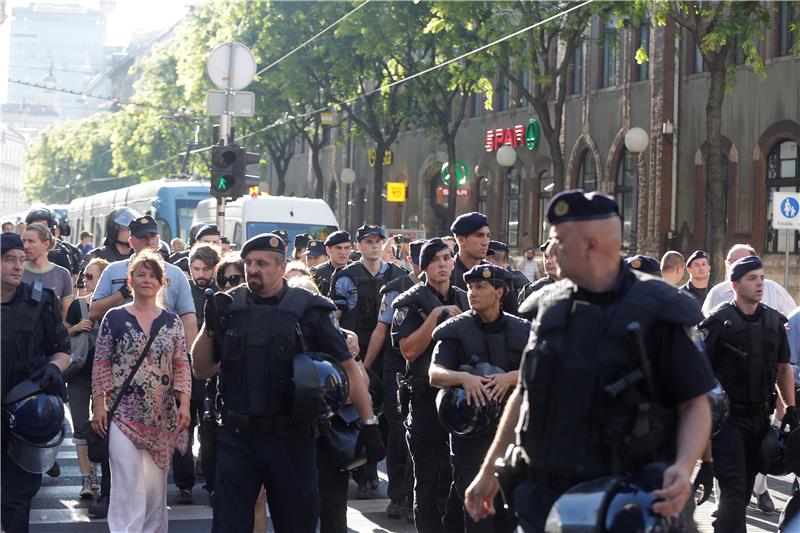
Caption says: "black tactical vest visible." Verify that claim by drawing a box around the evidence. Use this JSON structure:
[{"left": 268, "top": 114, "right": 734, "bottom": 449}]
[
  {"left": 312, "top": 261, "right": 335, "bottom": 298},
  {"left": 336, "top": 262, "right": 405, "bottom": 353},
  {"left": 432, "top": 310, "right": 530, "bottom": 372},
  {"left": 520, "top": 275, "right": 700, "bottom": 481},
  {"left": 701, "top": 303, "right": 785, "bottom": 405},
  {"left": 392, "top": 284, "right": 469, "bottom": 378},
  {"left": 1, "top": 283, "right": 50, "bottom": 395},
  {"left": 218, "top": 286, "right": 335, "bottom": 418}
]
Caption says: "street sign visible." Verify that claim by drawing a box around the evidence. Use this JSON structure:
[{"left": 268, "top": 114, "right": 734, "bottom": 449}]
[
  {"left": 206, "top": 90, "right": 255, "bottom": 117},
  {"left": 320, "top": 111, "right": 336, "bottom": 125},
  {"left": 386, "top": 182, "right": 406, "bottom": 202},
  {"left": 207, "top": 43, "right": 257, "bottom": 91},
  {"left": 387, "top": 228, "right": 426, "bottom": 241},
  {"left": 772, "top": 192, "right": 800, "bottom": 230}
]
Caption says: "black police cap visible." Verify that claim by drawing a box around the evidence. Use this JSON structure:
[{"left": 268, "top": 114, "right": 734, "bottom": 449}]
[
  {"left": 324, "top": 231, "right": 351, "bottom": 247},
  {"left": 294, "top": 233, "right": 314, "bottom": 249},
  {"left": 450, "top": 212, "right": 489, "bottom": 236},
  {"left": 304, "top": 240, "right": 327, "bottom": 257},
  {"left": 1, "top": 232, "right": 24, "bottom": 256},
  {"left": 409, "top": 239, "right": 425, "bottom": 265},
  {"left": 195, "top": 224, "right": 220, "bottom": 241},
  {"left": 730, "top": 255, "right": 763, "bottom": 282},
  {"left": 686, "top": 250, "right": 708, "bottom": 268},
  {"left": 538, "top": 239, "right": 551, "bottom": 252},
  {"left": 128, "top": 215, "right": 159, "bottom": 238},
  {"left": 419, "top": 238, "right": 450, "bottom": 270},
  {"left": 241, "top": 233, "right": 287, "bottom": 258},
  {"left": 272, "top": 229, "right": 289, "bottom": 242},
  {"left": 626, "top": 255, "right": 661, "bottom": 276},
  {"left": 486, "top": 240, "right": 509, "bottom": 256},
  {"left": 463, "top": 264, "right": 510, "bottom": 285},
  {"left": 546, "top": 189, "right": 620, "bottom": 225},
  {"left": 355, "top": 224, "right": 385, "bottom": 242}
]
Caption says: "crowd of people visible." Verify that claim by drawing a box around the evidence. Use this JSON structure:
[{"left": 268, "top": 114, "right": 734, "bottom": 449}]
[{"left": 2, "top": 190, "right": 800, "bottom": 533}]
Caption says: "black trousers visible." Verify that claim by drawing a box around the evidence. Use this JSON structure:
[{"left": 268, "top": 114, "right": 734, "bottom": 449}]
[
  {"left": 199, "top": 379, "right": 219, "bottom": 493},
  {"left": 318, "top": 436, "right": 350, "bottom": 533},
  {"left": 212, "top": 425, "right": 319, "bottom": 533},
  {"left": 712, "top": 413, "right": 770, "bottom": 533},
  {"left": 1, "top": 447, "right": 42, "bottom": 533},
  {"left": 383, "top": 350, "right": 412, "bottom": 502},
  {"left": 172, "top": 400, "right": 203, "bottom": 491},
  {"left": 407, "top": 387, "right": 458, "bottom": 533}
]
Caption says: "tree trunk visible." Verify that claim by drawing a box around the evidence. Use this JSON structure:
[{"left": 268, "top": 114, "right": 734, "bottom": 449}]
[
  {"left": 446, "top": 137, "right": 458, "bottom": 226},
  {"left": 372, "top": 141, "right": 385, "bottom": 224},
  {"left": 311, "top": 146, "right": 324, "bottom": 199},
  {"left": 705, "top": 64, "right": 728, "bottom": 282}
]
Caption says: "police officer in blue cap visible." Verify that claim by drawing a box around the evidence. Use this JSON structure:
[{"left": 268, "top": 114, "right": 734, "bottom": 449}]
[
  {"left": 486, "top": 240, "right": 529, "bottom": 302},
  {"left": 698, "top": 255, "right": 796, "bottom": 533},
  {"left": 466, "top": 190, "right": 715, "bottom": 532},
  {"left": 517, "top": 240, "right": 561, "bottom": 321},
  {"left": 391, "top": 238, "right": 470, "bottom": 531},
  {"left": 311, "top": 231, "right": 352, "bottom": 300},
  {"left": 191, "top": 233, "right": 384, "bottom": 533},
  {"left": 1, "top": 232, "right": 71, "bottom": 531},
  {"left": 429, "top": 264, "right": 530, "bottom": 532}
]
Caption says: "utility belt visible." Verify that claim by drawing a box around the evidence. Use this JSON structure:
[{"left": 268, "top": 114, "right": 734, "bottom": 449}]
[
  {"left": 222, "top": 409, "right": 309, "bottom": 438},
  {"left": 729, "top": 399, "right": 775, "bottom": 418},
  {"left": 524, "top": 467, "right": 581, "bottom": 494}
]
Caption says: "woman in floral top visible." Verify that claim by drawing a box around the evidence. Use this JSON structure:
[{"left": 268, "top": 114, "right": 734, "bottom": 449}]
[{"left": 91, "top": 251, "right": 191, "bottom": 532}]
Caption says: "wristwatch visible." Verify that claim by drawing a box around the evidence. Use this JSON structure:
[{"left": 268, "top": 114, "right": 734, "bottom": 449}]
[
  {"left": 362, "top": 416, "right": 379, "bottom": 426},
  {"left": 118, "top": 284, "right": 131, "bottom": 299}
]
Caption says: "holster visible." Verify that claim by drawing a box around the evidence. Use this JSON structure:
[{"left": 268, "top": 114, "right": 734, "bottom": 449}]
[{"left": 396, "top": 372, "right": 411, "bottom": 418}]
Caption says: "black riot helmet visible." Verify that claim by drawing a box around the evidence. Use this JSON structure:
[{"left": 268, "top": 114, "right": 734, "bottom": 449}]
[
  {"left": 785, "top": 425, "right": 800, "bottom": 476},
  {"left": 365, "top": 367, "right": 384, "bottom": 417},
  {"left": 545, "top": 464, "right": 689, "bottom": 532},
  {"left": 312, "top": 354, "right": 349, "bottom": 421},
  {"left": 436, "top": 362, "right": 506, "bottom": 437},
  {"left": 104, "top": 207, "right": 141, "bottom": 246},
  {"left": 759, "top": 427, "right": 791, "bottom": 476},
  {"left": 187, "top": 223, "right": 207, "bottom": 248},
  {"left": 25, "top": 207, "right": 57, "bottom": 230},
  {"left": 2, "top": 379, "right": 66, "bottom": 474},
  {"left": 292, "top": 352, "right": 349, "bottom": 423},
  {"left": 707, "top": 379, "right": 730, "bottom": 437}
]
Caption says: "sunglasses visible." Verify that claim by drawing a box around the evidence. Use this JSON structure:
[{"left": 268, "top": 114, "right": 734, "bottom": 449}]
[
  {"left": 223, "top": 275, "right": 242, "bottom": 286},
  {"left": 84, "top": 273, "right": 95, "bottom": 281}
]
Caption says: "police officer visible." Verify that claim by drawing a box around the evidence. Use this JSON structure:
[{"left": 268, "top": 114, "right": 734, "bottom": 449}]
[
  {"left": 430, "top": 264, "right": 529, "bottom": 532},
  {"left": 681, "top": 250, "right": 713, "bottom": 305},
  {"left": 465, "top": 190, "right": 715, "bottom": 532},
  {"left": 311, "top": 230, "right": 351, "bottom": 297},
  {"left": 391, "top": 238, "right": 470, "bottom": 532},
  {"left": 377, "top": 239, "right": 425, "bottom": 519},
  {"left": 517, "top": 240, "right": 560, "bottom": 319},
  {"left": 25, "top": 207, "right": 81, "bottom": 276},
  {"left": 293, "top": 232, "right": 314, "bottom": 260},
  {"left": 191, "top": 233, "right": 384, "bottom": 533},
  {"left": 173, "top": 224, "right": 222, "bottom": 273},
  {"left": 486, "top": 240, "right": 529, "bottom": 299},
  {"left": 1, "top": 232, "right": 71, "bottom": 532},
  {"left": 626, "top": 254, "right": 662, "bottom": 276},
  {"left": 78, "top": 207, "right": 138, "bottom": 288},
  {"left": 698, "top": 255, "right": 797, "bottom": 533},
  {"left": 303, "top": 240, "right": 329, "bottom": 269}
]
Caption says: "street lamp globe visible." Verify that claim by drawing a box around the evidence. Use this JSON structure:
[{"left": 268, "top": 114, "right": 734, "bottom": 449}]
[
  {"left": 496, "top": 144, "right": 517, "bottom": 167},
  {"left": 625, "top": 127, "right": 649, "bottom": 154},
  {"left": 340, "top": 168, "right": 356, "bottom": 185}
]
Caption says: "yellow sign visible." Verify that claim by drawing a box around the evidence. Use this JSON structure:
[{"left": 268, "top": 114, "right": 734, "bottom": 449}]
[
  {"left": 368, "top": 148, "right": 393, "bottom": 167},
  {"left": 320, "top": 111, "right": 336, "bottom": 125},
  {"left": 386, "top": 182, "right": 406, "bottom": 203}
]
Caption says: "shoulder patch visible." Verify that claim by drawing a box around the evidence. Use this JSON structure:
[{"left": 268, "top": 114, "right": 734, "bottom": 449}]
[
  {"left": 695, "top": 326, "right": 709, "bottom": 342},
  {"left": 329, "top": 312, "right": 343, "bottom": 333},
  {"left": 394, "top": 307, "right": 408, "bottom": 326}
]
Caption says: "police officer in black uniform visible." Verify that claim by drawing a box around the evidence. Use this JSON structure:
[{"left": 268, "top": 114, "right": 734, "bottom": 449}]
[
  {"left": 25, "top": 207, "right": 81, "bottom": 276},
  {"left": 698, "top": 255, "right": 797, "bottom": 533},
  {"left": 78, "top": 207, "right": 137, "bottom": 286},
  {"left": 517, "top": 240, "right": 560, "bottom": 319},
  {"left": 391, "top": 238, "right": 470, "bottom": 532},
  {"left": 465, "top": 190, "right": 715, "bottom": 532},
  {"left": 681, "top": 250, "right": 713, "bottom": 305},
  {"left": 430, "top": 264, "right": 529, "bottom": 532},
  {"left": 486, "top": 241, "right": 528, "bottom": 299},
  {"left": 312, "top": 230, "right": 352, "bottom": 297},
  {"left": 191, "top": 233, "right": 384, "bottom": 533},
  {"left": 168, "top": 222, "right": 204, "bottom": 267},
  {"left": 1, "top": 232, "right": 71, "bottom": 532},
  {"left": 626, "top": 254, "right": 663, "bottom": 276}
]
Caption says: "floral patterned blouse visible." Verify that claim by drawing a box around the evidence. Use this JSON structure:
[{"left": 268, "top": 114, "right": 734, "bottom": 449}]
[{"left": 92, "top": 307, "right": 192, "bottom": 471}]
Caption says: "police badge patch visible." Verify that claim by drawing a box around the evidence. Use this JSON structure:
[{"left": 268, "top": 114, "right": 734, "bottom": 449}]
[
  {"left": 394, "top": 307, "right": 408, "bottom": 326},
  {"left": 380, "top": 298, "right": 388, "bottom": 315},
  {"left": 695, "top": 327, "right": 709, "bottom": 342},
  {"left": 329, "top": 312, "right": 343, "bottom": 333}
]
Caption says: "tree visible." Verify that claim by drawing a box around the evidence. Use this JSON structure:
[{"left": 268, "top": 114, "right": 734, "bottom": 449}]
[{"left": 654, "top": 1, "right": 769, "bottom": 281}]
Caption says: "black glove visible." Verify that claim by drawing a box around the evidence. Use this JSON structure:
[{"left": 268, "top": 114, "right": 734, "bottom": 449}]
[
  {"left": 355, "top": 424, "right": 385, "bottom": 465},
  {"left": 782, "top": 405, "right": 799, "bottom": 431},
  {"left": 692, "top": 461, "right": 714, "bottom": 506},
  {"left": 30, "top": 362, "right": 66, "bottom": 399}
]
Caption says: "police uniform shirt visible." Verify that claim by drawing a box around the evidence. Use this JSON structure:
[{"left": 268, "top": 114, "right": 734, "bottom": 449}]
[
  {"left": 77, "top": 244, "right": 132, "bottom": 288},
  {"left": 680, "top": 280, "right": 712, "bottom": 306},
  {"left": 1, "top": 283, "right": 70, "bottom": 395},
  {"left": 390, "top": 284, "right": 460, "bottom": 350},
  {"left": 92, "top": 257, "right": 196, "bottom": 317},
  {"left": 518, "top": 262, "right": 715, "bottom": 408},
  {"left": 432, "top": 312, "right": 510, "bottom": 370},
  {"left": 452, "top": 255, "right": 519, "bottom": 315},
  {"left": 787, "top": 306, "right": 800, "bottom": 365},
  {"left": 332, "top": 260, "right": 391, "bottom": 311}
]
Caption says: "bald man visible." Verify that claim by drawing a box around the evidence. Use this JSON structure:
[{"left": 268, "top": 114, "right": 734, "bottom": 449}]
[{"left": 465, "top": 190, "right": 714, "bottom": 531}]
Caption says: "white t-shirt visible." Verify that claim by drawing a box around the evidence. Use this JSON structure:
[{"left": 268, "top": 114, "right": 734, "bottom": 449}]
[
  {"left": 701, "top": 278, "right": 797, "bottom": 318},
  {"left": 518, "top": 258, "right": 540, "bottom": 283}
]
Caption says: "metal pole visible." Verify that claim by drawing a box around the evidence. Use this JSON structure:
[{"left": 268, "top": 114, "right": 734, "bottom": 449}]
[
  {"left": 785, "top": 230, "right": 790, "bottom": 288},
  {"left": 216, "top": 197, "right": 226, "bottom": 237},
  {"left": 217, "top": 45, "right": 237, "bottom": 231}
]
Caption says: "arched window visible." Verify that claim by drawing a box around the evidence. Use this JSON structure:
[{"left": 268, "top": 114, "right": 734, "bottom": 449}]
[
  {"left": 577, "top": 151, "right": 597, "bottom": 191},
  {"left": 766, "top": 139, "right": 800, "bottom": 253},
  {"left": 615, "top": 150, "right": 638, "bottom": 250},
  {"left": 477, "top": 176, "right": 489, "bottom": 214},
  {"left": 503, "top": 168, "right": 521, "bottom": 247},
  {"left": 539, "top": 175, "right": 554, "bottom": 243}
]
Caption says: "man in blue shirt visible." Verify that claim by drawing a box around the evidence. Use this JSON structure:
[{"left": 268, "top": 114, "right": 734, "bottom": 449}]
[{"left": 789, "top": 305, "right": 800, "bottom": 365}]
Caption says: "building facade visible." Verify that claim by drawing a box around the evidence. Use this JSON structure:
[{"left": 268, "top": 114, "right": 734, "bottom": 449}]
[{"left": 0, "top": 122, "right": 28, "bottom": 216}]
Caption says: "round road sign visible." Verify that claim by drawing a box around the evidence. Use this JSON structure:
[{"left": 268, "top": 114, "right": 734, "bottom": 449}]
[{"left": 207, "top": 43, "right": 257, "bottom": 91}]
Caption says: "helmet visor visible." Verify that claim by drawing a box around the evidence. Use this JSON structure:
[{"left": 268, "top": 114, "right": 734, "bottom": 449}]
[
  {"left": 112, "top": 208, "right": 141, "bottom": 228},
  {"left": 7, "top": 423, "right": 65, "bottom": 474}
]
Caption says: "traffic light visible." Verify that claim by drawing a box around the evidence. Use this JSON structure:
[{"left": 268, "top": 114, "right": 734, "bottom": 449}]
[{"left": 209, "top": 144, "right": 262, "bottom": 201}]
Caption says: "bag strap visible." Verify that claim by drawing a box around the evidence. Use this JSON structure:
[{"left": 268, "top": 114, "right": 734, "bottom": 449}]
[
  {"left": 107, "top": 319, "right": 161, "bottom": 418},
  {"left": 78, "top": 297, "right": 89, "bottom": 320}
]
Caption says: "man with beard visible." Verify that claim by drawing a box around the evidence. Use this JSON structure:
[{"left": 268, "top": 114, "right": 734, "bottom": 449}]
[{"left": 312, "top": 231, "right": 351, "bottom": 297}]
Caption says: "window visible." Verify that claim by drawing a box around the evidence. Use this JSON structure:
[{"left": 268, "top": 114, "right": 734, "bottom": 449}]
[
  {"left": 615, "top": 150, "right": 638, "bottom": 250},
  {"left": 571, "top": 44, "right": 583, "bottom": 95},
  {"left": 477, "top": 176, "right": 489, "bottom": 215},
  {"left": 694, "top": 42, "right": 706, "bottom": 73},
  {"left": 766, "top": 140, "right": 800, "bottom": 253},
  {"left": 517, "top": 70, "right": 530, "bottom": 108},
  {"left": 498, "top": 76, "right": 510, "bottom": 111},
  {"left": 779, "top": 1, "right": 797, "bottom": 56},
  {"left": 503, "top": 168, "right": 521, "bottom": 247},
  {"left": 637, "top": 22, "right": 650, "bottom": 80},
  {"left": 577, "top": 151, "right": 597, "bottom": 191},
  {"left": 602, "top": 20, "right": 617, "bottom": 88},
  {"left": 471, "top": 93, "right": 483, "bottom": 118},
  {"left": 538, "top": 175, "right": 554, "bottom": 242}
]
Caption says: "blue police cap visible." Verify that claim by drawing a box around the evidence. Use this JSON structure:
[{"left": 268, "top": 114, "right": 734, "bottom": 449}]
[
  {"left": 486, "top": 240, "right": 510, "bottom": 256},
  {"left": 324, "top": 231, "right": 351, "bottom": 247},
  {"left": 241, "top": 232, "right": 287, "bottom": 258},
  {"left": 272, "top": 229, "right": 289, "bottom": 242},
  {"left": 1, "top": 232, "right": 24, "bottom": 255},
  {"left": 419, "top": 238, "right": 450, "bottom": 270},
  {"left": 450, "top": 212, "right": 489, "bottom": 236},
  {"left": 355, "top": 224, "right": 385, "bottom": 242},
  {"left": 195, "top": 224, "right": 220, "bottom": 241},
  {"left": 546, "top": 189, "right": 620, "bottom": 224},
  {"left": 463, "top": 264, "right": 510, "bottom": 286},
  {"left": 128, "top": 215, "right": 159, "bottom": 238},
  {"left": 294, "top": 233, "right": 314, "bottom": 249},
  {"left": 730, "top": 255, "right": 763, "bottom": 282},
  {"left": 686, "top": 250, "right": 708, "bottom": 268},
  {"left": 626, "top": 255, "right": 661, "bottom": 276},
  {"left": 304, "top": 240, "right": 327, "bottom": 257},
  {"left": 409, "top": 239, "right": 425, "bottom": 265}
]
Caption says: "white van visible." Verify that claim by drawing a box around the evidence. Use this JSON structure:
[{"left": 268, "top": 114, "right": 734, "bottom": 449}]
[{"left": 193, "top": 195, "right": 339, "bottom": 253}]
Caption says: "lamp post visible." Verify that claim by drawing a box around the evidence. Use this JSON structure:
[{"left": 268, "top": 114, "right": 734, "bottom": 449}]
[
  {"left": 341, "top": 168, "right": 356, "bottom": 231},
  {"left": 624, "top": 127, "right": 649, "bottom": 154},
  {"left": 496, "top": 144, "right": 517, "bottom": 167},
  {"left": 43, "top": 61, "right": 56, "bottom": 90}
]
